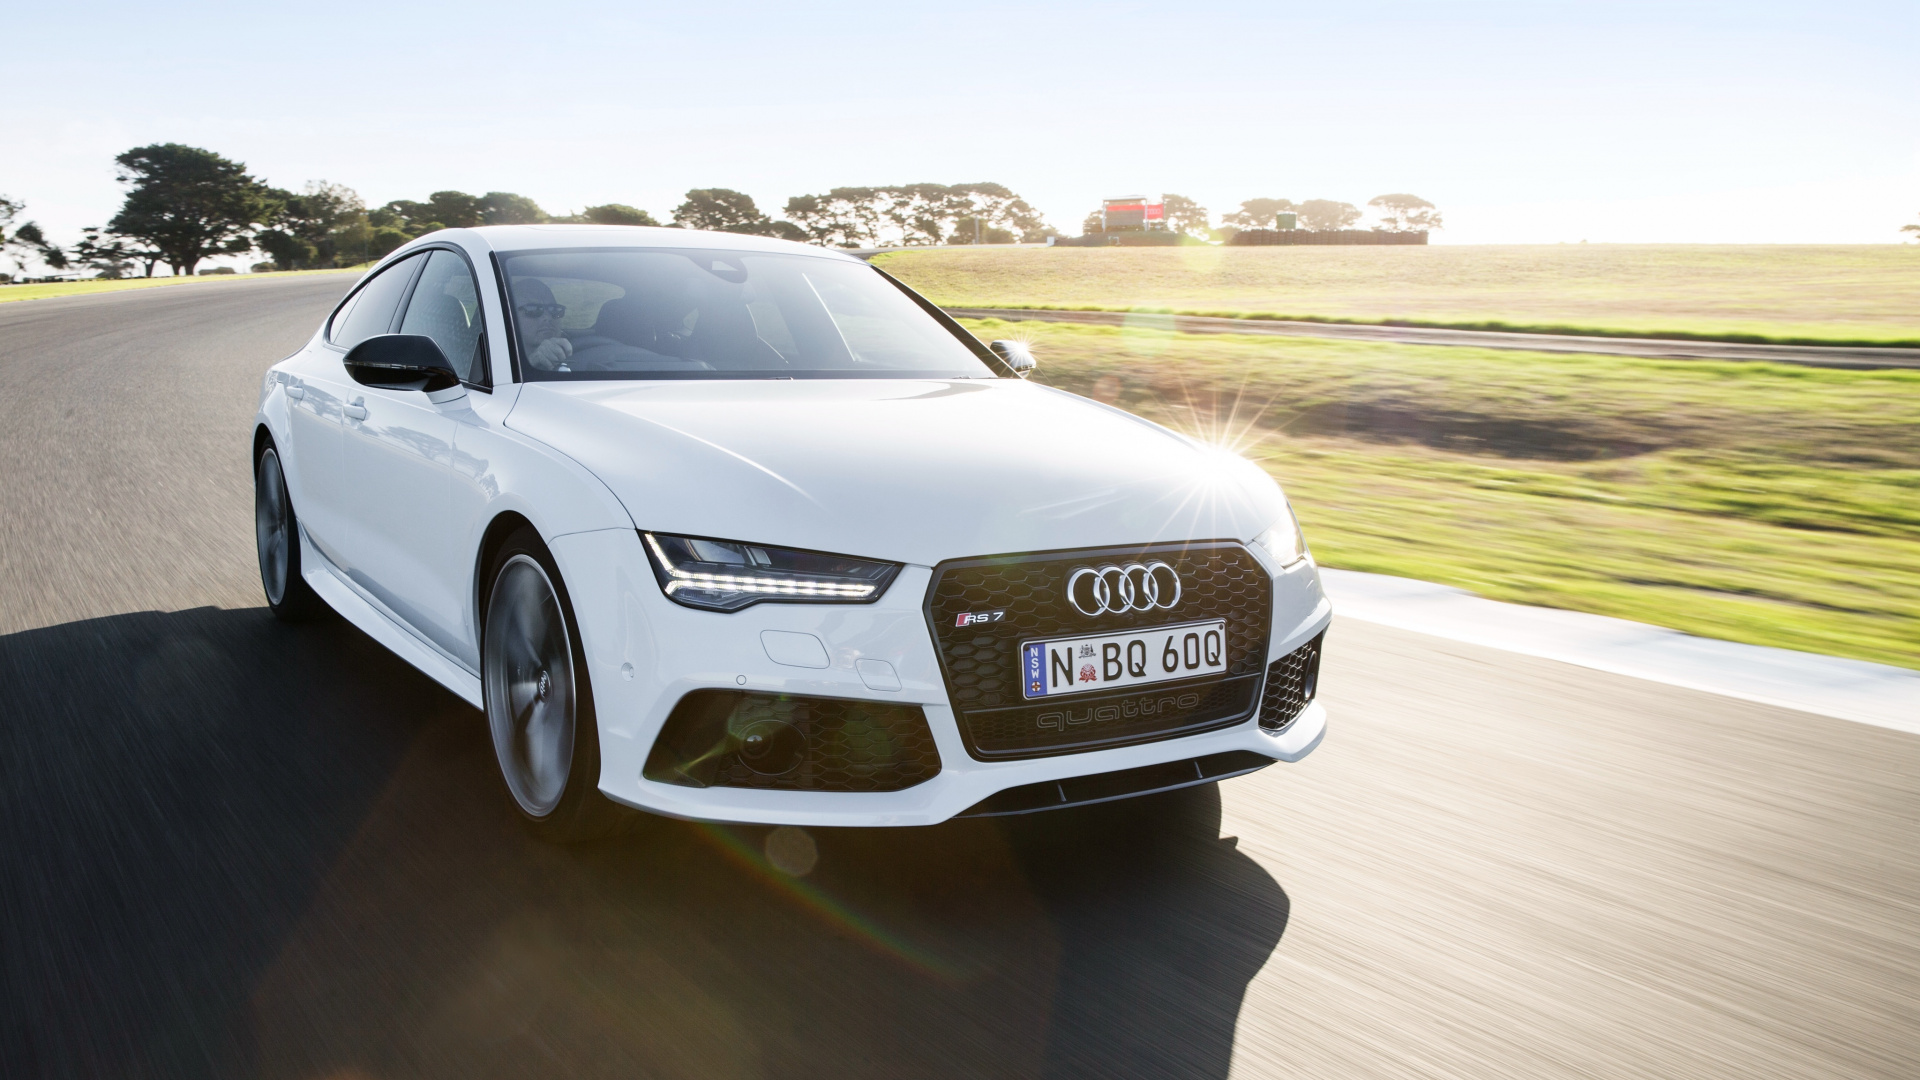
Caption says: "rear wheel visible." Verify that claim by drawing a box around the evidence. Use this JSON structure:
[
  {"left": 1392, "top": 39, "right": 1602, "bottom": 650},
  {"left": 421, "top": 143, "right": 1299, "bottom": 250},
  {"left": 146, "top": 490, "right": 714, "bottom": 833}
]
[
  {"left": 255, "top": 443, "right": 327, "bottom": 621},
  {"left": 482, "top": 528, "right": 632, "bottom": 842}
]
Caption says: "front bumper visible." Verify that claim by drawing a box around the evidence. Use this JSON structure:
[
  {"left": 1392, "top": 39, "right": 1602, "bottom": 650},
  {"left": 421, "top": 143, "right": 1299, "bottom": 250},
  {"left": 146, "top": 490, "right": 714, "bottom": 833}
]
[{"left": 550, "top": 529, "right": 1331, "bottom": 827}]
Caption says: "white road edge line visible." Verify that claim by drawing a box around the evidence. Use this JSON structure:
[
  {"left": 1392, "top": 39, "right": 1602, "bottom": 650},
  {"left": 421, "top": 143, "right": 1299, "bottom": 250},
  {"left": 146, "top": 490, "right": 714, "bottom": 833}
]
[{"left": 1318, "top": 567, "right": 1920, "bottom": 736}]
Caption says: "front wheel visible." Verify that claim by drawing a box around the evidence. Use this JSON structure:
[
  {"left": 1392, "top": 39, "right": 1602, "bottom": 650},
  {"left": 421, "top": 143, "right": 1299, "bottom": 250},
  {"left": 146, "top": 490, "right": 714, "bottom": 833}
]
[{"left": 482, "top": 528, "right": 632, "bottom": 842}]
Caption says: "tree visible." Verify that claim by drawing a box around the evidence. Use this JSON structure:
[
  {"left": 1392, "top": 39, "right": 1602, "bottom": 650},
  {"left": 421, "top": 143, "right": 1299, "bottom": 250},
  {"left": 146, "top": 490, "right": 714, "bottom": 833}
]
[
  {"left": 380, "top": 191, "right": 484, "bottom": 233},
  {"left": 978, "top": 184, "right": 1050, "bottom": 243},
  {"left": 674, "top": 188, "right": 774, "bottom": 233},
  {"left": 1903, "top": 213, "right": 1920, "bottom": 242},
  {"left": 1160, "top": 193, "right": 1211, "bottom": 239},
  {"left": 71, "top": 226, "right": 141, "bottom": 279},
  {"left": 905, "top": 183, "right": 1048, "bottom": 244},
  {"left": 480, "top": 191, "right": 546, "bottom": 225},
  {"left": 258, "top": 181, "right": 371, "bottom": 269},
  {"left": 784, "top": 183, "right": 1050, "bottom": 247},
  {"left": 785, "top": 188, "right": 884, "bottom": 247},
  {"left": 106, "top": 144, "right": 272, "bottom": 276},
  {"left": 950, "top": 216, "right": 1015, "bottom": 244},
  {"left": 578, "top": 203, "right": 659, "bottom": 226},
  {"left": 1296, "top": 199, "right": 1362, "bottom": 231},
  {"left": 1, "top": 196, "right": 70, "bottom": 277},
  {"left": 366, "top": 228, "right": 412, "bottom": 260},
  {"left": 1222, "top": 197, "right": 1297, "bottom": 229},
  {"left": 1081, "top": 210, "right": 1104, "bottom": 236},
  {"left": 872, "top": 184, "right": 971, "bottom": 246},
  {"left": 362, "top": 204, "right": 414, "bottom": 258},
  {"left": 1368, "top": 193, "right": 1442, "bottom": 232}
]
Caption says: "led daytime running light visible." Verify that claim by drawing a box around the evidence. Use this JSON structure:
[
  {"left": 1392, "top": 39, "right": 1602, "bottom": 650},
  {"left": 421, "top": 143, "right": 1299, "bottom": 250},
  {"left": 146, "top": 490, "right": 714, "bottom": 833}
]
[{"left": 645, "top": 533, "right": 880, "bottom": 600}]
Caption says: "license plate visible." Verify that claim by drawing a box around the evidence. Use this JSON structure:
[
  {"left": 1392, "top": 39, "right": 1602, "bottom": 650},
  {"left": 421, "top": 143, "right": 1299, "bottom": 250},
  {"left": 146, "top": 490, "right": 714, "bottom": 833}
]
[{"left": 1020, "top": 619, "right": 1228, "bottom": 700}]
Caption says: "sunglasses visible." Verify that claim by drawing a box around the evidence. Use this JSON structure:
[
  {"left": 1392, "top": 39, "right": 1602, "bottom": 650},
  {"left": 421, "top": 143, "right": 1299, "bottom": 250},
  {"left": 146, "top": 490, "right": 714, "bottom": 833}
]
[{"left": 517, "top": 303, "right": 567, "bottom": 319}]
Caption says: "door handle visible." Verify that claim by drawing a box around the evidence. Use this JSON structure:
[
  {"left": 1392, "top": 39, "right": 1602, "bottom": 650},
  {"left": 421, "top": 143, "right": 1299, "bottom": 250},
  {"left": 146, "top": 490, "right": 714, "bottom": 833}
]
[
  {"left": 344, "top": 400, "right": 368, "bottom": 421},
  {"left": 285, "top": 381, "right": 305, "bottom": 400}
]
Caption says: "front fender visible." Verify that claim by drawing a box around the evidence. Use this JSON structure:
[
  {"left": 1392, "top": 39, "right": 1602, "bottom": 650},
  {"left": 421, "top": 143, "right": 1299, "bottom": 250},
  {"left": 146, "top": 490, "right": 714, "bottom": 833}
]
[
  {"left": 447, "top": 399, "right": 637, "bottom": 666},
  {"left": 253, "top": 366, "right": 297, "bottom": 476}
]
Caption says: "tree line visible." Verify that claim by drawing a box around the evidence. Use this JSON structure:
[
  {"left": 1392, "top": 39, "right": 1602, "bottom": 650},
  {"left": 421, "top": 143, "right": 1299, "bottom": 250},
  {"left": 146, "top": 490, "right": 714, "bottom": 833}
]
[
  {"left": 0, "top": 143, "right": 1066, "bottom": 280},
  {"left": 1, "top": 141, "right": 1456, "bottom": 282},
  {"left": 1081, "top": 193, "right": 1444, "bottom": 239}
]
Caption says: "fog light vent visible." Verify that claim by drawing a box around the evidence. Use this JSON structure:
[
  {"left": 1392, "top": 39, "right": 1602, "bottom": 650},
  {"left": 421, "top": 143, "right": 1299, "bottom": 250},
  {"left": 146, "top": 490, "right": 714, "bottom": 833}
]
[
  {"left": 1259, "top": 632, "right": 1324, "bottom": 732},
  {"left": 644, "top": 690, "right": 941, "bottom": 792}
]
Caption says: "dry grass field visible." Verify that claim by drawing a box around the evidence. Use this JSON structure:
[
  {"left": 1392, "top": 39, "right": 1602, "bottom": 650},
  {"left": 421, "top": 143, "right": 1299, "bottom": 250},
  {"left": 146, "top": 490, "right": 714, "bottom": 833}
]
[
  {"left": 963, "top": 317, "right": 1920, "bottom": 669},
  {"left": 886, "top": 245, "right": 1920, "bottom": 344},
  {"left": 0, "top": 267, "right": 358, "bottom": 304}
]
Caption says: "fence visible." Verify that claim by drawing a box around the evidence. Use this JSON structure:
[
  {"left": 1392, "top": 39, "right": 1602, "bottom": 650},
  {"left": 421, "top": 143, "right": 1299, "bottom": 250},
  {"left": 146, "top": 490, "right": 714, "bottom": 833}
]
[
  {"left": 1048, "top": 231, "right": 1189, "bottom": 248},
  {"left": 1229, "top": 230, "right": 1427, "bottom": 246}
]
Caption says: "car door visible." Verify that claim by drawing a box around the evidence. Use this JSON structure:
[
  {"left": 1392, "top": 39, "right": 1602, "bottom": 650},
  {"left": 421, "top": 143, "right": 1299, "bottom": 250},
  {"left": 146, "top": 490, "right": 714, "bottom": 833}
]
[
  {"left": 285, "top": 252, "right": 426, "bottom": 569},
  {"left": 338, "top": 247, "right": 488, "bottom": 659}
]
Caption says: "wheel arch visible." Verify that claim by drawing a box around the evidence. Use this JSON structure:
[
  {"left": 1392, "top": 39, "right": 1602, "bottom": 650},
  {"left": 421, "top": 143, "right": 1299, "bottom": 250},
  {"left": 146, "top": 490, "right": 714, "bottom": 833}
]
[
  {"left": 474, "top": 510, "right": 540, "bottom": 632},
  {"left": 252, "top": 423, "right": 275, "bottom": 466}
]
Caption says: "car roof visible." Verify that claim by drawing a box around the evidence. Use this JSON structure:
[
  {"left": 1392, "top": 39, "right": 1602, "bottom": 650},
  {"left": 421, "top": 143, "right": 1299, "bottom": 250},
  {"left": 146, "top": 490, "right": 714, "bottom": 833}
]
[{"left": 442, "top": 224, "right": 864, "bottom": 261}]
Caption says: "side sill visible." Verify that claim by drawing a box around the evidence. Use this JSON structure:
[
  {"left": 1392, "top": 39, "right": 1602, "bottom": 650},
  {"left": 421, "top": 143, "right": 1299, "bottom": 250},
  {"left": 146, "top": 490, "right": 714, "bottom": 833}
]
[{"left": 299, "top": 529, "right": 484, "bottom": 709}]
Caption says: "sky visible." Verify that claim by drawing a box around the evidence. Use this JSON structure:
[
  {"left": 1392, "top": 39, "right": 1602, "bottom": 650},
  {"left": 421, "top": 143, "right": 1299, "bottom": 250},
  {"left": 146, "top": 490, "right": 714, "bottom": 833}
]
[{"left": 5, "top": 0, "right": 1916, "bottom": 269}]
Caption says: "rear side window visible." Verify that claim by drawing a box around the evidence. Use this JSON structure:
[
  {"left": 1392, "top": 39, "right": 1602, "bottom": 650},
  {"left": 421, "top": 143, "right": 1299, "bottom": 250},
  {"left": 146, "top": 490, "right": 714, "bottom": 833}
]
[
  {"left": 399, "top": 250, "right": 488, "bottom": 385},
  {"left": 329, "top": 253, "right": 424, "bottom": 350}
]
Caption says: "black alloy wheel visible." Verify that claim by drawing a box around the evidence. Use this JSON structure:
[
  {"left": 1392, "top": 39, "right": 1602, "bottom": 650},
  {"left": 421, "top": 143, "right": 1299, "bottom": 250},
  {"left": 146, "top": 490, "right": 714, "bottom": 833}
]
[
  {"left": 481, "top": 526, "right": 634, "bottom": 842},
  {"left": 255, "top": 443, "right": 327, "bottom": 621}
]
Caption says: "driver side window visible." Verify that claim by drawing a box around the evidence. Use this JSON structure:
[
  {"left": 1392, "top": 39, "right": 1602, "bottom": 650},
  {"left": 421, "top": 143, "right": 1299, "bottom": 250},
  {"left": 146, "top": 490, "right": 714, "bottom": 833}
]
[
  {"left": 399, "top": 250, "right": 490, "bottom": 388},
  {"left": 329, "top": 253, "right": 424, "bottom": 350}
]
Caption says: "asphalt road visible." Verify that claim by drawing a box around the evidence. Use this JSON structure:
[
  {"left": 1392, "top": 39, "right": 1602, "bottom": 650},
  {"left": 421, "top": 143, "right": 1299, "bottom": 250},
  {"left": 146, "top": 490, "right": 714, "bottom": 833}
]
[
  {"left": 3, "top": 277, "right": 1916, "bottom": 1079},
  {"left": 945, "top": 306, "right": 1920, "bottom": 369}
]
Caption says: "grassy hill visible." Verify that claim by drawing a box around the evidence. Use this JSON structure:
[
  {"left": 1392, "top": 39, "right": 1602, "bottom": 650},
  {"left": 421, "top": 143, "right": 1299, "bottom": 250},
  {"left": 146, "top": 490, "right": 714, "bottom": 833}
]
[
  {"left": 965, "top": 316, "right": 1920, "bottom": 669},
  {"left": 884, "top": 245, "right": 1920, "bottom": 345}
]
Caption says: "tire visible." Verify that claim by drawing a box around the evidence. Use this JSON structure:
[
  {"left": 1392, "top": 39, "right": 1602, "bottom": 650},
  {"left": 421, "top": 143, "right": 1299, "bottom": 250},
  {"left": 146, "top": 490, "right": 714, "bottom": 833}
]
[
  {"left": 255, "top": 443, "right": 328, "bottom": 622},
  {"left": 481, "top": 527, "right": 633, "bottom": 842}
]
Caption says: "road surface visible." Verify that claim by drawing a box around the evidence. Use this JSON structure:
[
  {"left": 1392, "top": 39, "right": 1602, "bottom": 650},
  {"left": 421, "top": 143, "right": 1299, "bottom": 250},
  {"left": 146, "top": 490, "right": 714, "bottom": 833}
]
[{"left": 3, "top": 278, "right": 1915, "bottom": 1078}]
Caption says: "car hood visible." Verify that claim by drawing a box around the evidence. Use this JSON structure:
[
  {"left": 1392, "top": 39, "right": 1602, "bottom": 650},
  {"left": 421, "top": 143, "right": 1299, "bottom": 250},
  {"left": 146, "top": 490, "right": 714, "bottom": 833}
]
[{"left": 507, "top": 379, "right": 1288, "bottom": 567}]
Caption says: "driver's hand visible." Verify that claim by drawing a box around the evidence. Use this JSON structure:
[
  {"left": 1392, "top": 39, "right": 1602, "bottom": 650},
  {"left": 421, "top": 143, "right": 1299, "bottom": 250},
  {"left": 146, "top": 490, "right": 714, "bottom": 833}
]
[{"left": 529, "top": 336, "right": 573, "bottom": 370}]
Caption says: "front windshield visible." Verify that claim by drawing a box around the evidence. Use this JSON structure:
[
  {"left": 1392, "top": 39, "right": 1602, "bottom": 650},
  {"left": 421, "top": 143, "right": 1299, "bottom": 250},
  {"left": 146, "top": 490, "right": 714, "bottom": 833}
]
[{"left": 500, "top": 248, "right": 997, "bottom": 380}]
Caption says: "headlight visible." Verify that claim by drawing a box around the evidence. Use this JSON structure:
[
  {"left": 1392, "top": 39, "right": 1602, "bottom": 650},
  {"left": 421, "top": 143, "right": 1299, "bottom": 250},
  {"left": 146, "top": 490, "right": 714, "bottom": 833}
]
[
  {"left": 1251, "top": 502, "right": 1310, "bottom": 568},
  {"left": 642, "top": 532, "right": 901, "bottom": 612}
]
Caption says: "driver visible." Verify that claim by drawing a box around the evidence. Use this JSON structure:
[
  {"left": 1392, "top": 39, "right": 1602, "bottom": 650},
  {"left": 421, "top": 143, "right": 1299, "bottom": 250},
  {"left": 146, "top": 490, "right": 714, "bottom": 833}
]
[
  {"left": 512, "top": 277, "right": 710, "bottom": 373},
  {"left": 512, "top": 278, "right": 575, "bottom": 371}
]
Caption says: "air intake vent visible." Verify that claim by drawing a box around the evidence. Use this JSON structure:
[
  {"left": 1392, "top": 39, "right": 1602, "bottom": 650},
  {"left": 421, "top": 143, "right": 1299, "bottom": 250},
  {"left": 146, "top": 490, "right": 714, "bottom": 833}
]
[
  {"left": 644, "top": 690, "right": 941, "bottom": 792},
  {"left": 1260, "top": 632, "right": 1324, "bottom": 731}
]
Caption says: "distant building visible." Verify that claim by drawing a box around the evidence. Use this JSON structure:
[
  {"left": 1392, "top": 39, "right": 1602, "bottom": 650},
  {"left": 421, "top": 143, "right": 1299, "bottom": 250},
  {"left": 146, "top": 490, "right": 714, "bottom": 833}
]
[{"left": 1101, "top": 197, "right": 1166, "bottom": 232}]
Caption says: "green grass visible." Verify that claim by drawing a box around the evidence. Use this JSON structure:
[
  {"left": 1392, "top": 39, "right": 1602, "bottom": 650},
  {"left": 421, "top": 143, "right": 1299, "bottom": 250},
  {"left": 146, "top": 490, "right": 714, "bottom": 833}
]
[
  {"left": 962, "top": 317, "right": 1920, "bottom": 670},
  {"left": 0, "top": 266, "right": 360, "bottom": 304},
  {"left": 886, "top": 245, "right": 1920, "bottom": 345}
]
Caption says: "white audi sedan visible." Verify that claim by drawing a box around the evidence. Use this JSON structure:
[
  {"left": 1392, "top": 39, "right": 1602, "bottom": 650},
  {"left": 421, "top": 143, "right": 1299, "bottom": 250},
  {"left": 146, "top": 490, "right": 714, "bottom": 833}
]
[{"left": 253, "top": 226, "right": 1330, "bottom": 840}]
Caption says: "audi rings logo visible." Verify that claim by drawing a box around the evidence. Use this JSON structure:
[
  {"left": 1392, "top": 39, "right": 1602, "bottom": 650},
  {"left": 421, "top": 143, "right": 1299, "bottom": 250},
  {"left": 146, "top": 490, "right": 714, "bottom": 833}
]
[{"left": 1066, "top": 562, "right": 1183, "bottom": 617}]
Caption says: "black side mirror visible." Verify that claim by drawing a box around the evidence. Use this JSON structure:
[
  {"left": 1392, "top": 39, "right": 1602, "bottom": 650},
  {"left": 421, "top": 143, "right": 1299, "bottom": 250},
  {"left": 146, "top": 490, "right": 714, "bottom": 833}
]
[
  {"left": 343, "top": 334, "right": 461, "bottom": 392},
  {"left": 989, "top": 339, "right": 1036, "bottom": 377}
]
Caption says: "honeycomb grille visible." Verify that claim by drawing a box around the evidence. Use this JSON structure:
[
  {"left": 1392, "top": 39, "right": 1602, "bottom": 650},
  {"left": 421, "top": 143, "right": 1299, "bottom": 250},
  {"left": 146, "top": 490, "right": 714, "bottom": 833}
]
[
  {"left": 644, "top": 690, "right": 941, "bottom": 792},
  {"left": 1260, "top": 632, "right": 1324, "bottom": 731},
  {"left": 925, "top": 542, "right": 1273, "bottom": 759}
]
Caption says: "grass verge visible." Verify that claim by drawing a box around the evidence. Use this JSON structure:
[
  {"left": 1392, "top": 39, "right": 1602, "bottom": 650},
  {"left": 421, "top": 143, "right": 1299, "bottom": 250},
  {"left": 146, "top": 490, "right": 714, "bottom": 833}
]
[
  {"left": 888, "top": 245, "right": 1920, "bottom": 346},
  {"left": 961, "top": 317, "right": 1920, "bottom": 670},
  {"left": 0, "top": 266, "right": 361, "bottom": 304}
]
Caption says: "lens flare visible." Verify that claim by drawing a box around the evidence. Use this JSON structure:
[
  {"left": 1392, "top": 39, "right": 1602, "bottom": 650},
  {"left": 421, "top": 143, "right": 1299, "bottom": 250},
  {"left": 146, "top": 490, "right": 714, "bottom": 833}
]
[
  {"left": 690, "top": 822, "right": 976, "bottom": 980},
  {"left": 1156, "top": 365, "right": 1287, "bottom": 459}
]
